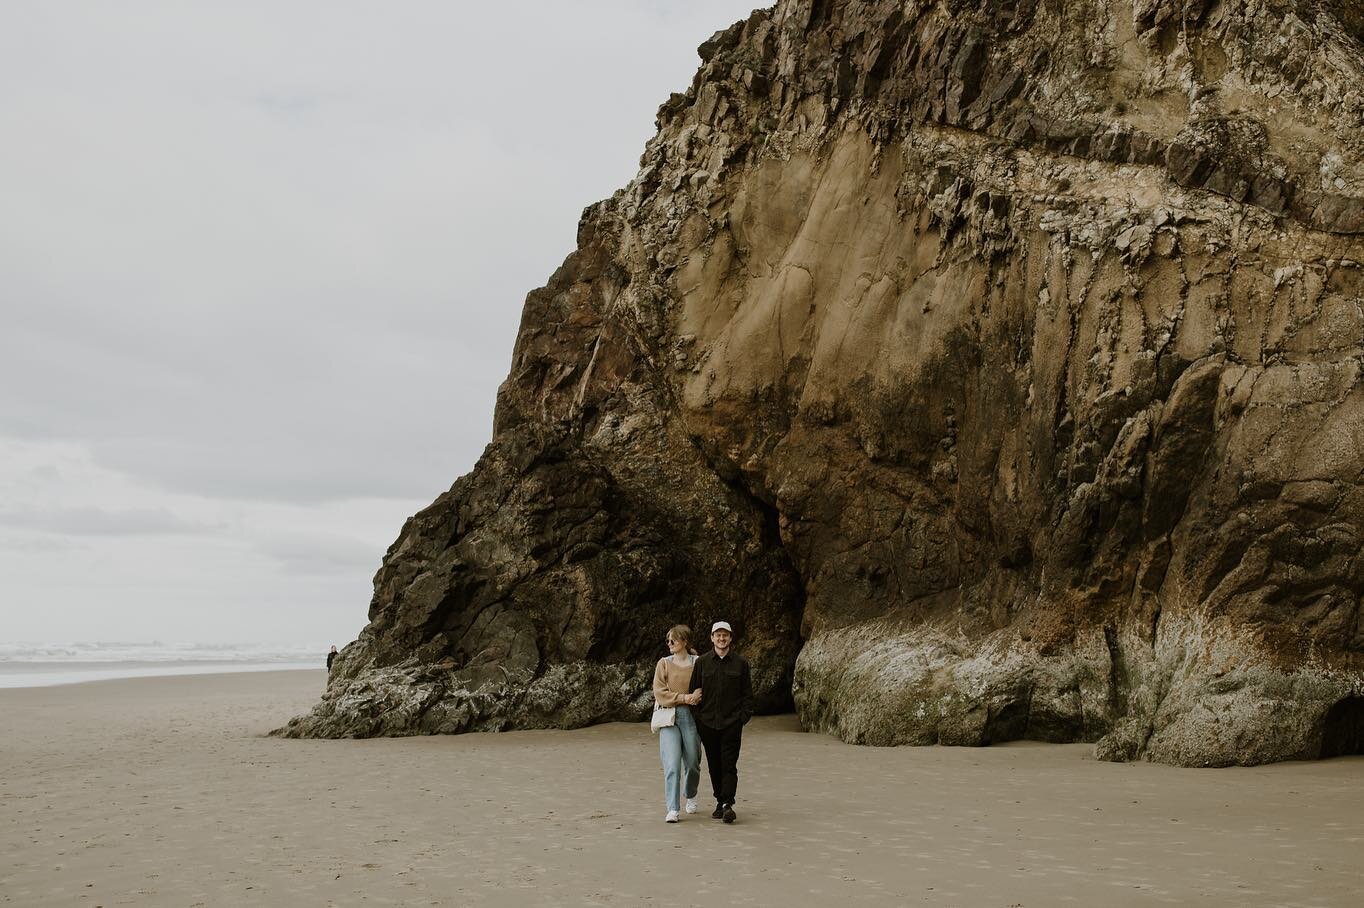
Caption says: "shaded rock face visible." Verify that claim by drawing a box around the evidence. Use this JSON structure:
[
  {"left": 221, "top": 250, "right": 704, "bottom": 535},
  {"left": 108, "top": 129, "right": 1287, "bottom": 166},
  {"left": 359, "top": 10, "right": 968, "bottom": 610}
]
[{"left": 279, "top": 0, "right": 1364, "bottom": 765}]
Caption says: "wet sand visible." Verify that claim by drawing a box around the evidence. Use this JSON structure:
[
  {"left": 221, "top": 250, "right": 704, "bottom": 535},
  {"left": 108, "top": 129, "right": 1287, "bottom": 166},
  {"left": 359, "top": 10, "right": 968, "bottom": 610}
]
[{"left": 1, "top": 670, "right": 1360, "bottom": 906}]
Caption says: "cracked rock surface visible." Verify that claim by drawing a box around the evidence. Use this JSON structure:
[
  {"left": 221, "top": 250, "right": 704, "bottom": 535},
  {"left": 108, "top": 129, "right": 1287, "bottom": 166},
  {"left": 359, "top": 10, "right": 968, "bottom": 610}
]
[{"left": 279, "top": 0, "right": 1364, "bottom": 766}]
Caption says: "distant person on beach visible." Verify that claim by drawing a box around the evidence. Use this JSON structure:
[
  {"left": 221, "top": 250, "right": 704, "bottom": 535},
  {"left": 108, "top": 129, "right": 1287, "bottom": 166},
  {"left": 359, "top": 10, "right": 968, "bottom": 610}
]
[
  {"left": 326, "top": 646, "right": 338, "bottom": 671},
  {"left": 688, "top": 620, "right": 753, "bottom": 824},
  {"left": 652, "top": 625, "right": 703, "bottom": 823}
]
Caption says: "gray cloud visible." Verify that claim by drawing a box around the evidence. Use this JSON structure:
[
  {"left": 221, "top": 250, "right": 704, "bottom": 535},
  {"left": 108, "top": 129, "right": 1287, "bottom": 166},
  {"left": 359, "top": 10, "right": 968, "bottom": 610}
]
[
  {"left": 0, "top": 505, "right": 217, "bottom": 536},
  {"left": 0, "top": 532, "right": 82, "bottom": 554},
  {"left": 0, "top": 1, "right": 758, "bottom": 508},
  {"left": 0, "top": 0, "right": 760, "bottom": 643},
  {"left": 255, "top": 532, "right": 383, "bottom": 576}
]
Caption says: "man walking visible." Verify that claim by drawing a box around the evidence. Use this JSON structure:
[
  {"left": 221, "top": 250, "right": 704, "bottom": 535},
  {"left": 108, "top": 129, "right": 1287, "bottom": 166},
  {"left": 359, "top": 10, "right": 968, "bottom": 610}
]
[{"left": 687, "top": 620, "right": 753, "bottom": 824}]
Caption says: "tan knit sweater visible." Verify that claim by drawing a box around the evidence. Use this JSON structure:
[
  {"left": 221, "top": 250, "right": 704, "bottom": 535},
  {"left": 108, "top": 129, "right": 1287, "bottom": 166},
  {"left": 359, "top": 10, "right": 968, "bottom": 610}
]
[{"left": 652, "top": 655, "right": 696, "bottom": 708}]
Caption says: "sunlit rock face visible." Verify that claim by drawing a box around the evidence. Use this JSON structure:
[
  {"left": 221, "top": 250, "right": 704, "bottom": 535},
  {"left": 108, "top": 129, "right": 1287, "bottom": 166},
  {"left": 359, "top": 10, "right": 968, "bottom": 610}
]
[{"left": 279, "top": 0, "right": 1364, "bottom": 766}]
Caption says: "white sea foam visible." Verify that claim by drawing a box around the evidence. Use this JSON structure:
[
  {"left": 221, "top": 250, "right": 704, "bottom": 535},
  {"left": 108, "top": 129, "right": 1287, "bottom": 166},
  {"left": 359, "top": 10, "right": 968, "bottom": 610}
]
[
  {"left": 0, "top": 662, "right": 322, "bottom": 688},
  {"left": 0, "top": 641, "right": 328, "bottom": 663},
  {"left": 0, "top": 642, "right": 331, "bottom": 688}
]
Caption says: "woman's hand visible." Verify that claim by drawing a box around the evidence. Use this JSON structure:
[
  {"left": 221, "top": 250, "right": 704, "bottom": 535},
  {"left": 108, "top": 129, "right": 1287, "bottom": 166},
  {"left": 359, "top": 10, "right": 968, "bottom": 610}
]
[{"left": 689, "top": 689, "right": 702, "bottom": 705}]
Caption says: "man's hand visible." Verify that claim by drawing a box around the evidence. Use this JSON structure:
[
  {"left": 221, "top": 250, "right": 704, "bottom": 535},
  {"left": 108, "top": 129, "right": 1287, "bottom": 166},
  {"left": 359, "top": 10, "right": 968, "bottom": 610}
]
[{"left": 688, "top": 689, "right": 702, "bottom": 705}]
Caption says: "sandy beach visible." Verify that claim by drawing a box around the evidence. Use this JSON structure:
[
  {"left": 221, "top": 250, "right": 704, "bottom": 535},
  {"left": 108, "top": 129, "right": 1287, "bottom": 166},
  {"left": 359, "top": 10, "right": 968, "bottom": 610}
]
[{"left": 1, "top": 671, "right": 1360, "bottom": 907}]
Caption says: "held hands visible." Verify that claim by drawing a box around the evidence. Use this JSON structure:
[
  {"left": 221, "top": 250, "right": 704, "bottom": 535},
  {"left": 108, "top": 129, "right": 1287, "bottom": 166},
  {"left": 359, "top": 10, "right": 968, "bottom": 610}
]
[{"left": 687, "top": 689, "right": 702, "bottom": 706}]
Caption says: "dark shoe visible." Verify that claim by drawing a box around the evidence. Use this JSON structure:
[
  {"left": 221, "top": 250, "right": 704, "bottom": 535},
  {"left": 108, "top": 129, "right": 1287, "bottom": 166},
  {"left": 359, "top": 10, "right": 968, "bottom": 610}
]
[
  {"left": 723, "top": 805, "right": 736, "bottom": 824},
  {"left": 711, "top": 803, "right": 725, "bottom": 819}
]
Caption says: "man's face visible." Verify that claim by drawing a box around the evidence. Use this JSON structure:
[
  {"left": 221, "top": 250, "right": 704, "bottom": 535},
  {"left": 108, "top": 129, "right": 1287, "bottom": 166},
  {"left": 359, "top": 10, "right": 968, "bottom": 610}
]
[{"left": 711, "top": 629, "right": 732, "bottom": 650}]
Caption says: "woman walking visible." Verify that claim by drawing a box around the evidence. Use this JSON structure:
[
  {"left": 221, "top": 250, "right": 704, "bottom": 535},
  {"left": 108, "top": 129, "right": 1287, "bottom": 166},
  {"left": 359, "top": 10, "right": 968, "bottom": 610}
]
[{"left": 652, "top": 625, "right": 703, "bottom": 823}]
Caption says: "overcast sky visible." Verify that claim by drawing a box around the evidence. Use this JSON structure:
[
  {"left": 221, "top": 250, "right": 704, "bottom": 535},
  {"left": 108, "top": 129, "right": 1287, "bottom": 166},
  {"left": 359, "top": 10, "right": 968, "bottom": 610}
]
[{"left": 0, "top": 1, "right": 760, "bottom": 647}]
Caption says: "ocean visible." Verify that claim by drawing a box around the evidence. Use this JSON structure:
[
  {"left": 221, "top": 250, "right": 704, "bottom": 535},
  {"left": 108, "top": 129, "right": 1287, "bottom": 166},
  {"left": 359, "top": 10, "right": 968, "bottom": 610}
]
[{"left": 0, "top": 641, "right": 327, "bottom": 688}]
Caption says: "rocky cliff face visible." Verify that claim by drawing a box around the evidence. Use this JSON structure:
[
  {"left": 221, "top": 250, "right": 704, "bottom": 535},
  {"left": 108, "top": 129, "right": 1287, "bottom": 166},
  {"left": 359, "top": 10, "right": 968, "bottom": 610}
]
[{"left": 278, "top": 0, "right": 1364, "bottom": 766}]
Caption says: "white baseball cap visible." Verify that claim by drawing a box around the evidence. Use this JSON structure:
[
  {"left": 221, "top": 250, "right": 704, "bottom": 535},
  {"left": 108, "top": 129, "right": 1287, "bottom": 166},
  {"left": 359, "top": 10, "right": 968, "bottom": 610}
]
[{"left": 711, "top": 621, "right": 733, "bottom": 633}]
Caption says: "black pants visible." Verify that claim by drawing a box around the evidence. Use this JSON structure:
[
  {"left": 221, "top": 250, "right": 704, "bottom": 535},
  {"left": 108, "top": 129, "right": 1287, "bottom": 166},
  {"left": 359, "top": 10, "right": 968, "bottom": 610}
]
[{"left": 697, "top": 720, "right": 743, "bottom": 805}]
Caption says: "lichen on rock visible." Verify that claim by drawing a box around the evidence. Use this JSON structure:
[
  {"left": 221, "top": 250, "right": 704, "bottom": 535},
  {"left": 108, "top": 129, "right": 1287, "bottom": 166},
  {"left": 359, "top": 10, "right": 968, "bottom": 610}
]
[{"left": 278, "top": 0, "right": 1364, "bottom": 766}]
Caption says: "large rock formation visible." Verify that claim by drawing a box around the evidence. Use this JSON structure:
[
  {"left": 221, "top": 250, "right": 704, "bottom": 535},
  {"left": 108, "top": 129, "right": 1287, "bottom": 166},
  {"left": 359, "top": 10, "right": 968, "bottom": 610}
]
[{"left": 278, "top": 0, "right": 1364, "bottom": 766}]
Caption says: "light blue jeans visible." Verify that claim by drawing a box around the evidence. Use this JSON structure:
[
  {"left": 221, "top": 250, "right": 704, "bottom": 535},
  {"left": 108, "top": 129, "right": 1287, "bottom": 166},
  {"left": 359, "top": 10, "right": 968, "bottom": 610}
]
[{"left": 659, "top": 704, "right": 701, "bottom": 813}]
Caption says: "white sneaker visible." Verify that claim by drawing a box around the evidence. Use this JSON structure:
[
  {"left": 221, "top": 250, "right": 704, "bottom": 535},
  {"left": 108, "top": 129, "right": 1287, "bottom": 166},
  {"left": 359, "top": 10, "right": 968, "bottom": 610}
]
[
  {"left": 665, "top": 810, "right": 680, "bottom": 823},
  {"left": 684, "top": 798, "right": 698, "bottom": 814}
]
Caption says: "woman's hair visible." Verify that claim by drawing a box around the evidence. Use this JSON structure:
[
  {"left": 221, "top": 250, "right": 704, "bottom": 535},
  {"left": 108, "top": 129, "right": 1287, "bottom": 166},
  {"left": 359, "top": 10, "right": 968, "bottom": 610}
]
[{"left": 668, "top": 624, "right": 698, "bottom": 655}]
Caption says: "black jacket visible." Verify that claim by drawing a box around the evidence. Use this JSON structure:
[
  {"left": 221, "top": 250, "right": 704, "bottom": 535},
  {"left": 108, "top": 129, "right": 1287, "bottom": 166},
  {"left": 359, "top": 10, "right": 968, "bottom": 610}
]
[{"left": 687, "top": 649, "right": 753, "bottom": 730}]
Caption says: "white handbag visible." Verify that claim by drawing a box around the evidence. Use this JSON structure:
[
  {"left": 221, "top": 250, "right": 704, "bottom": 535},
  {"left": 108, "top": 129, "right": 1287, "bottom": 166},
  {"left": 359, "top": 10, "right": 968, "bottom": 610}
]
[{"left": 650, "top": 706, "right": 676, "bottom": 733}]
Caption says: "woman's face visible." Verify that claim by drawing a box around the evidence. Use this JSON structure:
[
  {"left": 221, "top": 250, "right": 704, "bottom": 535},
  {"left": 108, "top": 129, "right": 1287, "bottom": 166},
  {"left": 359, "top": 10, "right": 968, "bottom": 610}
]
[{"left": 667, "top": 634, "right": 687, "bottom": 655}]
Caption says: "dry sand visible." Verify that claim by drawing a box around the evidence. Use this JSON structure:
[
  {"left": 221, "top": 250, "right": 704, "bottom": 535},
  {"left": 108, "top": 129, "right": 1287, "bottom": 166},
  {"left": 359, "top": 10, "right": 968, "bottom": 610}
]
[{"left": 1, "top": 670, "right": 1361, "bottom": 907}]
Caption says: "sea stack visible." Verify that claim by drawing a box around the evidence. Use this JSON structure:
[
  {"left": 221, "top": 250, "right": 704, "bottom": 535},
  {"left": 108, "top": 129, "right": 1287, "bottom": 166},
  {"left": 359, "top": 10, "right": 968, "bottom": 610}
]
[{"left": 278, "top": 0, "right": 1364, "bottom": 766}]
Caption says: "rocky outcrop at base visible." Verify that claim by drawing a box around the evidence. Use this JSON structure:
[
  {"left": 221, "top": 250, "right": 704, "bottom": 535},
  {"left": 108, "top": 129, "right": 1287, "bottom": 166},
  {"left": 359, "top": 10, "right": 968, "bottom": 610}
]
[{"left": 278, "top": 0, "right": 1364, "bottom": 766}]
